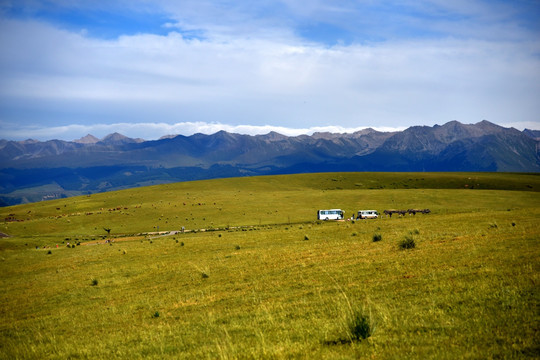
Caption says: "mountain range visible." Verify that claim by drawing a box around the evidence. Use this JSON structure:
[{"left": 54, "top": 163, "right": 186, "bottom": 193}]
[{"left": 1, "top": 120, "right": 539, "bottom": 206}]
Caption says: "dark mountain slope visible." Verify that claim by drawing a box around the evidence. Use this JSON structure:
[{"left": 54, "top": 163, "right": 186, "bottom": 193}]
[{"left": 356, "top": 121, "right": 539, "bottom": 172}]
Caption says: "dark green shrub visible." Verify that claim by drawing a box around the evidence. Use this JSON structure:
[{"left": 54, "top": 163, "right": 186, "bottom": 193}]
[
  {"left": 304, "top": 235, "right": 309, "bottom": 240},
  {"left": 152, "top": 311, "right": 160, "bottom": 318},
  {"left": 91, "top": 279, "right": 98, "bottom": 286},
  {"left": 201, "top": 272, "right": 209, "bottom": 279},
  {"left": 399, "top": 235, "right": 415, "bottom": 249},
  {"left": 235, "top": 245, "right": 241, "bottom": 250},
  {"left": 347, "top": 310, "right": 373, "bottom": 341},
  {"left": 372, "top": 233, "right": 382, "bottom": 242}
]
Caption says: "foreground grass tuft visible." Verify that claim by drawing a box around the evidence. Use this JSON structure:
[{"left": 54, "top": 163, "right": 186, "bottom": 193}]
[
  {"left": 347, "top": 309, "right": 374, "bottom": 341},
  {"left": 399, "top": 235, "right": 416, "bottom": 249}
]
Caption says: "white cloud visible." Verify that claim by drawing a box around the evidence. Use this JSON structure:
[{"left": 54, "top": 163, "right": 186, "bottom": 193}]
[{"left": 0, "top": 2, "right": 539, "bottom": 141}]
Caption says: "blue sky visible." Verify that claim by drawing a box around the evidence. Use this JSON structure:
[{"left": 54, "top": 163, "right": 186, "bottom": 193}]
[{"left": 0, "top": 0, "right": 539, "bottom": 140}]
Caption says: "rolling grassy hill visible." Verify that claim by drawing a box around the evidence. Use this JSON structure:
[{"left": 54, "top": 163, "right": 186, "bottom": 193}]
[{"left": 0, "top": 172, "right": 539, "bottom": 359}]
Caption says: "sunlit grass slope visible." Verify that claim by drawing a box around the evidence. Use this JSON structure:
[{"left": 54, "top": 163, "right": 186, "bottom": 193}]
[
  {"left": 1, "top": 172, "right": 538, "bottom": 242},
  {"left": 0, "top": 172, "right": 539, "bottom": 359}
]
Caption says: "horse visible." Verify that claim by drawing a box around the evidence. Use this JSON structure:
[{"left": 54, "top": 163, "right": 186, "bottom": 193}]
[{"left": 407, "top": 208, "right": 431, "bottom": 215}]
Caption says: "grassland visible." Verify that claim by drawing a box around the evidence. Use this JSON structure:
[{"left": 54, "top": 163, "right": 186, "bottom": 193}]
[{"left": 0, "top": 172, "right": 539, "bottom": 359}]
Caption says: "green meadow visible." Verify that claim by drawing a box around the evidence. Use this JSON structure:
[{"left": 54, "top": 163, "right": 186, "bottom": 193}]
[{"left": 0, "top": 172, "right": 539, "bottom": 359}]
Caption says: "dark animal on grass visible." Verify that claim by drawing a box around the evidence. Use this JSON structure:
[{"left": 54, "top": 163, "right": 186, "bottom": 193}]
[
  {"left": 384, "top": 209, "right": 396, "bottom": 217},
  {"left": 384, "top": 209, "right": 407, "bottom": 217},
  {"left": 407, "top": 208, "right": 431, "bottom": 215}
]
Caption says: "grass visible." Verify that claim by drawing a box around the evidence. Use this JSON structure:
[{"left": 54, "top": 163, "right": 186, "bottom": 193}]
[{"left": 0, "top": 172, "right": 539, "bottom": 359}]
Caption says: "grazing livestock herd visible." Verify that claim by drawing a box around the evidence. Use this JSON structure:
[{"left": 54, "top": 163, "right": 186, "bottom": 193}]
[{"left": 383, "top": 209, "right": 431, "bottom": 217}]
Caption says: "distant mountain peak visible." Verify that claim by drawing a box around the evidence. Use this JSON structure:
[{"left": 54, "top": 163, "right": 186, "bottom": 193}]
[
  {"left": 20, "top": 139, "right": 40, "bottom": 144},
  {"left": 102, "top": 132, "right": 128, "bottom": 141},
  {"left": 74, "top": 134, "right": 99, "bottom": 144},
  {"left": 99, "top": 133, "right": 144, "bottom": 145},
  {"left": 256, "top": 131, "right": 288, "bottom": 141},
  {"left": 475, "top": 120, "right": 503, "bottom": 130}
]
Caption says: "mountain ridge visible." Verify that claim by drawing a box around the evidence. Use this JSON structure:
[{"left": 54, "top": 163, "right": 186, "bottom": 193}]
[{"left": 1, "top": 120, "right": 539, "bottom": 206}]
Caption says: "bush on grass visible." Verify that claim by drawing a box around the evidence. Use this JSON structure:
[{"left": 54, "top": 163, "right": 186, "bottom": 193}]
[
  {"left": 399, "top": 235, "right": 415, "bottom": 249},
  {"left": 347, "top": 309, "right": 374, "bottom": 341}
]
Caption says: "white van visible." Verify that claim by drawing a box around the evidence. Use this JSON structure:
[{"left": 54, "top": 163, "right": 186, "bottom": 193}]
[
  {"left": 357, "top": 210, "right": 379, "bottom": 219},
  {"left": 317, "top": 209, "right": 344, "bottom": 220}
]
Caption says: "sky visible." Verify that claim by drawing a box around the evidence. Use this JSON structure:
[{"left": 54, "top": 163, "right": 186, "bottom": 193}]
[{"left": 0, "top": 0, "right": 539, "bottom": 141}]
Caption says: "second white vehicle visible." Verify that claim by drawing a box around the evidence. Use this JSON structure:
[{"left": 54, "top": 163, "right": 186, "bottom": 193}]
[{"left": 356, "top": 210, "right": 379, "bottom": 219}]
